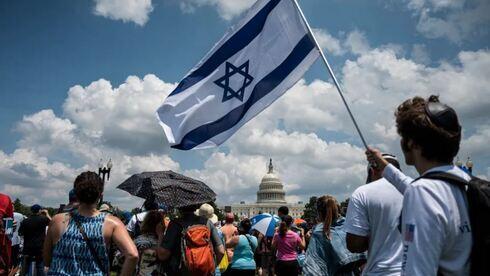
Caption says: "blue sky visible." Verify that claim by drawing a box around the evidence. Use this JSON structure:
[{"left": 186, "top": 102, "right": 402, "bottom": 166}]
[{"left": 1, "top": 0, "right": 489, "bottom": 209}]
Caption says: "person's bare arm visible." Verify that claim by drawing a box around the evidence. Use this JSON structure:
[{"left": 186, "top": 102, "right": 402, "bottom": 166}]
[
  {"left": 225, "top": 235, "right": 239, "bottom": 248},
  {"left": 366, "top": 147, "right": 413, "bottom": 194},
  {"left": 271, "top": 235, "right": 277, "bottom": 251},
  {"left": 43, "top": 214, "right": 67, "bottom": 267},
  {"left": 107, "top": 215, "right": 138, "bottom": 276},
  {"left": 215, "top": 244, "right": 225, "bottom": 264},
  {"left": 156, "top": 247, "right": 172, "bottom": 261},
  {"left": 346, "top": 233, "right": 369, "bottom": 253},
  {"left": 41, "top": 209, "right": 52, "bottom": 220},
  {"left": 43, "top": 220, "right": 55, "bottom": 267},
  {"left": 298, "top": 229, "right": 306, "bottom": 250}
]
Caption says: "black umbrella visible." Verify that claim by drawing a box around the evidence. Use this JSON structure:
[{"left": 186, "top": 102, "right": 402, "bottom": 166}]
[{"left": 117, "top": 171, "right": 216, "bottom": 208}]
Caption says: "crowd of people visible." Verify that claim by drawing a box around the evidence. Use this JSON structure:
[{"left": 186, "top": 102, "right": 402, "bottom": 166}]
[{"left": 0, "top": 95, "right": 485, "bottom": 276}]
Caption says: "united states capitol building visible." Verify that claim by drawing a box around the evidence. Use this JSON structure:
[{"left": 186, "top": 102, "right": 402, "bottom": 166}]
[{"left": 225, "top": 159, "right": 304, "bottom": 218}]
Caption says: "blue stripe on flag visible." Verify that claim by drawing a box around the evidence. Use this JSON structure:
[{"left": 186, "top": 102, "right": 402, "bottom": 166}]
[
  {"left": 172, "top": 34, "right": 316, "bottom": 150},
  {"left": 168, "top": 0, "right": 281, "bottom": 97}
]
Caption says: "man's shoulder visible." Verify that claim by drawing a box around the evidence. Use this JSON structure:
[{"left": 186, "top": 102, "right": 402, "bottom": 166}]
[
  {"left": 222, "top": 224, "right": 236, "bottom": 231},
  {"left": 415, "top": 165, "right": 471, "bottom": 186},
  {"left": 354, "top": 178, "right": 401, "bottom": 197},
  {"left": 13, "top": 212, "right": 25, "bottom": 220}
]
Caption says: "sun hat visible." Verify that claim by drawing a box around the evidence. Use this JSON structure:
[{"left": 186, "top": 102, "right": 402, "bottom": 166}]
[{"left": 198, "top": 203, "right": 214, "bottom": 219}]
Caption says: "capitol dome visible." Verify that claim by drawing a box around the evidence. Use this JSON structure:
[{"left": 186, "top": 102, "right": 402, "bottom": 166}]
[{"left": 257, "top": 159, "right": 286, "bottom": 203}]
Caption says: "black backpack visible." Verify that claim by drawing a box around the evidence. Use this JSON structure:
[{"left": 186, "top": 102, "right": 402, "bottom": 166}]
[{"left": 422, "top": 172, "right": 490, "bottom": 276}]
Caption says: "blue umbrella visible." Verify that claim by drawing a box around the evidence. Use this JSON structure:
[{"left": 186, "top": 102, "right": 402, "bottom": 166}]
[{"left": 250, "top": 213, "right": 280, "bottom": 237}]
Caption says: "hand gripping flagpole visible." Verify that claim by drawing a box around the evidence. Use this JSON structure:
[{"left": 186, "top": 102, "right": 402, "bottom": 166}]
[{"left": 291, "top": 0, "right": 369, "bottom": 150}]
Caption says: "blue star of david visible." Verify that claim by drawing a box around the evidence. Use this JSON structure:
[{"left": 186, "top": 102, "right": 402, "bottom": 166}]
[{"left": 214, "top": 60, "right": 254, "bottom": 102}]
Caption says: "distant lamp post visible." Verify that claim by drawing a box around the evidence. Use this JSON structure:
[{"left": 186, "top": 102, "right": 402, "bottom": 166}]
[
  {"left": 98, "top": 158, "right": 112, "bottom": 182},
  {"left": 455, "top": 156, "right": 474, "bottom": 175},
  {"left": 466, "top": 157, "right": 473, "bottom": 174},
  {"left": 455, "top": 157, "right": 463, "bottom": 167},
  {"left": 98, "top": 158, "right": 112, "bottom": 205}
]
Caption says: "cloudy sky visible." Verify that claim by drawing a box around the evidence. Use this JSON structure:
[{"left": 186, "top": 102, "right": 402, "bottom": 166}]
[{"left": 1, "top": 0, "right": 489, "bottom": 210}]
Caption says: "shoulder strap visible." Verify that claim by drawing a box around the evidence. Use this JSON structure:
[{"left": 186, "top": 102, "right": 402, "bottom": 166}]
[
  {"left": 420, "top": 171, "right": 469, "bottom": 189},
  {"left": 244, "top": 234, "right": 256, "bottom": 252},
  {"left": 72, "top": 213, "right": 107, "bottom": 274}
]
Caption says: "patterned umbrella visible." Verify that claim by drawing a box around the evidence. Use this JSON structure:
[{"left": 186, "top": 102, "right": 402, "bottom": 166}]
[
  {"left": 117, "top": 171, "right": 216, "bottom": 208},
  {"left": 250, "top": 213, "right": 280, "bottom": 237}
]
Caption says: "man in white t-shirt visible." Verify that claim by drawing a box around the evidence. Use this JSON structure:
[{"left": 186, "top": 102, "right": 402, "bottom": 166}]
[
  {"left": 127, "top": 200, "right": 159, "bottom": 238},
  {"left": 345, "top": 154, "right": 405, "bottom": 275},
  {"left": 11, "top": 210, "right": 26, "bottom": 268},
  {"left": 367, "top": 95, "right": 472, "bottom": 276}
]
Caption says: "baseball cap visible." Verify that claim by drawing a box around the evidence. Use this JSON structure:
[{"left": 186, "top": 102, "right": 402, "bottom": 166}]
[{"left": 31, "top": 204, "right": 42, "bottom": 213}]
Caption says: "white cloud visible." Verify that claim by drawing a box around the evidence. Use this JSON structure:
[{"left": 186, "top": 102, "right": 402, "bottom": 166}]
[
  {"left": 189, "top": 47, "right": 490, "bottom": 205},
  {"left": 189, "top": 129, "right": 366, "bottom": 205},
  {"left": 63, "top": 74, "right": 175, "bottom": 155},
  {"left": 93, "top": 0, "right": 153, "bottom": 26},
  {"left": 1, "top": 75, "right": 180, "bottom": 208},
  {"left": 343, "top": 30, "right": 370, "bottom": 55},
  {"left": 461, "top": 125, "right": 490, "bottom": 160},
  {"left": 179, "top": 0, "right": 256, "bottom": 20},
  {"left": 411, "top": 44, "right": 431, "bottom": 64},
  {"left": 406, "top": 0, "right": 490, "bottom": 43},
  {"left": 0, "top": 149, "right": 82, "bottom": 204},
  {"left": 313, "top": 28, "right": 346, "bottom": 56},
  {"left": 407, "top": 0, "right": 465, "bottom": 11},
  {"left": 2, "top": 42, "right": 490, "bottom": 210}
]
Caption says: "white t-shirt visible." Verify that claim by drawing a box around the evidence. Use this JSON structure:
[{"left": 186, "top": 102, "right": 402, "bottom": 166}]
[
  {"left": 383, "top": 164, "right": 472, "bottom": 276},
  {"left": 11, "top": 212, "right": 26, "bottom": 246},
  {"left": 344, "top": 178, "right": 404, "bottom": 276},
  {"left": 127, "top": 211, "right": 148, "bottom": 234}
]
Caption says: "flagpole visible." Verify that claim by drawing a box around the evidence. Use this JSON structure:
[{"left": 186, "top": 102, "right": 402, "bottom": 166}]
[{"left": 291, "top": 0, "right": 369, "bottom": 150}]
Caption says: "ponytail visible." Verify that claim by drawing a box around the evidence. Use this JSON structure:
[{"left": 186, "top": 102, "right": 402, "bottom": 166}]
[
  {"left": 317, "top": 195, "right": 339, "bottom": 239},
  {"left": 279, "top": 221, "right": 287, "bottom": 238},
  {"left": 279, "top": 215, "right": 293, "bottom": 238}
]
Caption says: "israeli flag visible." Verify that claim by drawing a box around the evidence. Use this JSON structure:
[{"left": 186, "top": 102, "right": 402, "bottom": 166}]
[{"left": 157, "top": 0, "right": 319, "bottom": 150}]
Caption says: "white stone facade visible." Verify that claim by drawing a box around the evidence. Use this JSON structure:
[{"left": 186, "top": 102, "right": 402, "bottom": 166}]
[{"left": 225, "top": 159, "right": 305, "bottom": 218}]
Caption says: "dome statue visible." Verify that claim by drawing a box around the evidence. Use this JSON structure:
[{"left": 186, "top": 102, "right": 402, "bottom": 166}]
[{"left": 257, "top": 159, "right": 286, "bottom": 203}]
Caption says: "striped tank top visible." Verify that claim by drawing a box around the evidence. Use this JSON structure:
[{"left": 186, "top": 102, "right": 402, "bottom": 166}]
[{"left": 48, "top": 212, "right": 109, "bottom": 275}]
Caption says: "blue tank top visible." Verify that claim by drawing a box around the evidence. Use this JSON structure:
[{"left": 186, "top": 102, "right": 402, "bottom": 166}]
[
  {"left": 48, "top": 212, "right": 109, "bottom": 275},
  {"left": 231, "top": 234, "right": 257, "bottom": 270}
]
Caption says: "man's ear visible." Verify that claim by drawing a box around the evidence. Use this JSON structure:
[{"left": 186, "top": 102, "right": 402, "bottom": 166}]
[
  {"left": 407, "top": 139, "right": 420, "bottom": 151},
  {"left": 402, "top": 138, "right": 415, "bottom": 152}
]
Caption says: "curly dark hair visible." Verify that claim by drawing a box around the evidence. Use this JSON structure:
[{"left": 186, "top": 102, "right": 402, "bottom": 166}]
[
  {"left": 395, "top": 95, "right": 461, "bottom": 163},
  {"left": 74, "top": 171, "right": 104, "bottom": 205},
  {"left": 141, "top": 210, "right": 164, "bottom": 235},
  {"left": 238, "top": 218, "right": 252, "bottom": 235}
]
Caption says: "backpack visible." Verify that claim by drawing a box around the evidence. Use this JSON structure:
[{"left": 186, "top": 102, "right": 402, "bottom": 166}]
[
  {"left": 422, "top": 172, "right": 490, "bottom": 276},
  {"left": 179, "top": 218, "right": 215, "bottom": 276}
]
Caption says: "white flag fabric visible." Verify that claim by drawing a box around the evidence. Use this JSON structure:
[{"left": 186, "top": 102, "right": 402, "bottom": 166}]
[{"left": 157, "top": 0, "right": 319, "bottom": 150}]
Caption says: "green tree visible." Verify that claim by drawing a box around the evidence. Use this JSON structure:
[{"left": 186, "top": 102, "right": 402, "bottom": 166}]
[
  {"left": 13, "top": 198, "right": 31, "bottom": 216},
  {"left": 301, "top": 196, "right": 318, "bottom": 223}
]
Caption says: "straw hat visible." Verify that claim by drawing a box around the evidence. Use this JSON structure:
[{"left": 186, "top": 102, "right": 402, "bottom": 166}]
[
  {"left": 198, "top": 203, "right": 214, "bottom": 218},
  {"left": 209, "top": 214, "right": 218, "bottom": 225}
]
